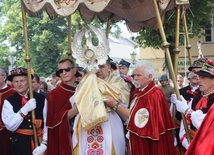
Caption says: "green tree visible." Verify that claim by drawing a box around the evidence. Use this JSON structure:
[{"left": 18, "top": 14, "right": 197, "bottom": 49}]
[
  {"left": 0, "top": 1, "right": 121, "bottom": 77},
  {"left": 133, "top": 0, "right": 214, "bottom": 49}
]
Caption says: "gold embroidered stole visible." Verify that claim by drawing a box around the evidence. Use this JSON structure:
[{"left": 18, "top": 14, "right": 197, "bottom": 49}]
[{"left": 74, "top": 73, "right": 130, "bottom": 130}]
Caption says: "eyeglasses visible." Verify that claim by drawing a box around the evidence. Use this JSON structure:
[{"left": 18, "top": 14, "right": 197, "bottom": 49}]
[{"left": 58, "top": 67, "right": 74, "bottom": 74}]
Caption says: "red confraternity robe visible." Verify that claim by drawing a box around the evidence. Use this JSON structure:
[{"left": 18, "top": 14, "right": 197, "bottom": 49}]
[
  {"left": 127, "top": 81, "right": 175, "bottom": 155},
  {"left": 186, "top": 103, "right": 214, "bottom": 155},
  {"left": 46, "top": 82, "right": 75, "bottom": 155},
  {"left": 0, "top": 84, "right": 16, "bottom": 155}
]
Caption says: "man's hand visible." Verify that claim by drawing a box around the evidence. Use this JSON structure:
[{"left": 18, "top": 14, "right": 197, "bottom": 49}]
[
  {"left": 170, "top": 94, "right": 177, "bottom": 104},
  {"left": 32, "top": 143, "right": 47, "bottom": 155},
  {"left": 175, "top": 95, "right": 189, "bottom": 114},
  {"left": 182, "top": 138, "right": 189, "bottom": 150},
  {"left": 103, "top": 96, "right": 117, "bottom": 108},
  {"left": 21, "top": 98, "right": 36, "bottom": 115}
]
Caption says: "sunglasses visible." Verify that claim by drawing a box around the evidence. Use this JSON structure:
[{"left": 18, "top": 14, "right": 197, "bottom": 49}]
[{"left": 58, "top": 67, "right": 74, "bottom": 74}]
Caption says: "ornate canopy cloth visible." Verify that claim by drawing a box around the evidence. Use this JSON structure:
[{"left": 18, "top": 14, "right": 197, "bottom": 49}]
[{"left": 22, "top": 0, "right": 177, "bottom": 32}]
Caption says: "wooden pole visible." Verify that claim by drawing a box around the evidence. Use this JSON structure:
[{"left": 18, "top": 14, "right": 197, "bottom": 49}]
[
  {"left": 182, "top": 7, "right": 193, "bottom": 65},
  {"left": 173, "top": 5, "right": 181, "bottom": 77},
  {"left": 21, "top": 1, "right": 39, "bottom": 147},
  {"left": 67, "top": 15, "right": 72, "bottom": 59},
  {"left": 152, "top": 0, "right": 191, "bottom": 143}
]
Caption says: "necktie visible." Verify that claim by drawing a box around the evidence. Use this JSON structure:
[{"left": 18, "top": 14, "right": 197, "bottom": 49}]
[{"left": 21, "top": 96, "right": 28, "bottom": 107}]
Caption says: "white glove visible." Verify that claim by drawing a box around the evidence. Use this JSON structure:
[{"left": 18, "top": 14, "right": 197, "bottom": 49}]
[
  {"left": 175, "top": 95, "right": 189, "bottom": 114},
  {"left": 69, "top": 94, "right": 75, "bottom": 106},
  {"left": 191, "top": 110, "right": 206, "bottom": 129},
  {"left": 182, "top": 138, "right": 190, "bottom": 150},
  {"left": 170, "top": 94, "right": 177, "bottom": 104},
  {"left": 32, "top": 143, "right": 47, "bottom": 155},
  {"left": 21, "top": 98, "right": 36, "bottom": 115},
  {"left": 174, "top": 137, "right": 177, "bottom": 147}
]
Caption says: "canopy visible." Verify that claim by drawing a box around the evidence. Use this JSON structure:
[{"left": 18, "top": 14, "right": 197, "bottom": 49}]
[{"left": 22, "top": 0, "right": 176, "bottom": 32}]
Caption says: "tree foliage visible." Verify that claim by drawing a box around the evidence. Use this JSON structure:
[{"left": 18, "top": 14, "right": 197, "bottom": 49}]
[
  {"left": 133, "top": 0, "right": 214, "bottom": 49},
  {"left": 1, "top": 1, "right": 212, "bottom": 77},
  {"left": 0, "top": 1, "right": 121, "bottom": 77}
]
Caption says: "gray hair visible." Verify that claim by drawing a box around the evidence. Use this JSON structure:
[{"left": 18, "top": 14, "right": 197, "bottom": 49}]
[{"left": 135, "top": 60, "right": 155, "bottom": 78}]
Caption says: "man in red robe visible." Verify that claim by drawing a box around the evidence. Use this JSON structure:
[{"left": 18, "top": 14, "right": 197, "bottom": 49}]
[
  {"left": 126, "top": 60, "right": 175, "bottom": 155},
  {"left": 0, "top": 67, "right": 16, "bottom": 155},
  {"left": 46, "top": 59, "right": 78, "bottom": 155},
  {"left": 105, "top": 60, "right": 176, "bottom": 155}
]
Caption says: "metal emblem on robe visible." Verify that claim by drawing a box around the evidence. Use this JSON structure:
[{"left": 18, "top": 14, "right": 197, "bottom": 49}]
[{"left": 134, "top": 108, "right": 149, "bottom": 128}]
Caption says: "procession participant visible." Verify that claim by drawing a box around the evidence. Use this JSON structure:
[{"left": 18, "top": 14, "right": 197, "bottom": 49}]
[
  {"left": 118, "top": 59, "right": 130, "bottom": 76},
  {"left": 105, "top": 60, "right": 176, "bottom": 155},
  {"left": 2, "top": 67, "right": 47, "bottom": 155},
  {"left": 180, "top": 60, "right": 214, "bottom": 155},
  {"left": 178, "top": 59, "right": 206, "bottom": 103},
  {"left": 72, "top": 57, "right": 130, "bottom": 155},
  {"left": 32, "top": 73, "right": 49, "bottom": 99},
  {"left": 158, "top": 73, "right": 174, "bottom": 108},
  {"left": 177, "top": 74, "right": 184, "bottom": 89},
  {"left": 46, "top": 58, "right": 77, "bottom": 155},
  {"left": 0, "top": 67, "right": 16, "bottom": 155},
  {"left": 172, "top": 58, "right": 205, "bottom": 152},
  {"left": 173, "top": 59, "right": 214, "bottom": 151},
  {"left": 75, "top": 66, "right": 87, "bottom": 84}
]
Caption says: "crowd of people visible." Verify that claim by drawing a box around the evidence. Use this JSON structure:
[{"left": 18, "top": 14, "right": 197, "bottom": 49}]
[{"left": 0, "top": 55, "right": 214, "bottom": 155}]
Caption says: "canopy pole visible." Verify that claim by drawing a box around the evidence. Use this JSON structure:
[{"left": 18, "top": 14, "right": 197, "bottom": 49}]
[
  {"left": 152, "top": 0, "right": 191, "bottom": 143},
  {"left": 173, "top": 5, "right": 181, "bottom": 77},
  {"left": 172, "top": 5, "right": 181, "bottom": 125},
  {"left": 67, "top": 15, "right": 72, "bottom": 59},
  {"left": 182, "top": 6, "right": 193, "bottom": 65},
  {"left": 21, "top": 1, "right": 39, "bottom": 147}
]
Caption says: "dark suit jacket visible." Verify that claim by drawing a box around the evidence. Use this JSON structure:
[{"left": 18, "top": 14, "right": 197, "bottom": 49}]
[{"left": 39, "top": 90, "right": 49, "bottom": 99}]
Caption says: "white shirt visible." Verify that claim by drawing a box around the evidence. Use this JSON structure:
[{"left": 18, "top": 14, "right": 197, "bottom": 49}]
[{"left": 2, "top": 98, "right": 48, "bottom": 140}]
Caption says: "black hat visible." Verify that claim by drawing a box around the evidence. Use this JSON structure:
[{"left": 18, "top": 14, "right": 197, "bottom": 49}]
[
  {"left": 75, "top": 66, "right": 86, "bottom": 77},
  {"left": 7, "top": 67, "right": 33, "bottom": 82},
  {"left": 110, "top": 60, "right": 117, "bottom": 70},
  {"left": 188, "top": 58, "right": 207, "bottom": 71},
  {"left": 195, "top": 59, "right": 214, "bottom": 77},
  {"left": 75, "top": 71, "right": 82, "bottom": 77},
  {"left": 118, "top": 59, "right": 130, "bottom": 68}
]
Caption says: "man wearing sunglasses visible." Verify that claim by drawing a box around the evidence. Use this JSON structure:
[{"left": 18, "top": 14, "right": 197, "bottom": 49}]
[{"left": 46, "top": 58, "right": 78, "bottom": 155}]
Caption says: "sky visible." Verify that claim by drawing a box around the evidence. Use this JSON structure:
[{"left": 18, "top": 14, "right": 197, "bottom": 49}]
[{"left": 117, "top": 21, "right": 138, "bottom": 38}]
